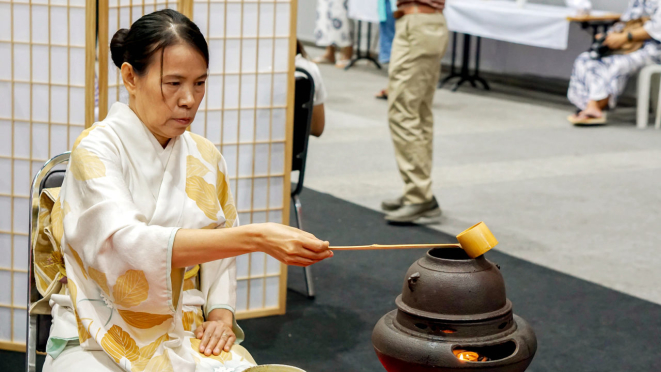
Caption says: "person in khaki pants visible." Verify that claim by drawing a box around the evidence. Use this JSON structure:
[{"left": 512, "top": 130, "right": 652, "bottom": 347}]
[{"left": 382, "top": 0, "right": 448, "bottom": 224}]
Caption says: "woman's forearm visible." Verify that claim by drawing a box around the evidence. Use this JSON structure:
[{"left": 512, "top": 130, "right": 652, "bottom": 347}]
[
  {"left": 171, "top": 225, "right": 260, "bottom": 268},
  {"left": 632, "top": 27, "right": 651, "bottom": 41}
]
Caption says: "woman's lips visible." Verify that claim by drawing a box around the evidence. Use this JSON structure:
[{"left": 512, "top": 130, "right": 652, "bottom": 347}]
[{"left": 174, "top": 118, "right": 191, "bottom": 125}]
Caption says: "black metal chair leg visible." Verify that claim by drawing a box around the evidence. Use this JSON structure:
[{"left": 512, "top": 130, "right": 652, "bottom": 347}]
[{"left": 293, "top": 194, "right": 315, "bottom": 299}]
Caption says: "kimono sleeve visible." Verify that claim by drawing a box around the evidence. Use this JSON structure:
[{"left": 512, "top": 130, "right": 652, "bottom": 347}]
[
  {"left": 62, "top": 138, "right": 181, "bottom": 316},
  {"left": 644, "top": 6, "right": 661, "bottom": 41},
  {"left": 199, "top": 152, "right": 244, "bottom": 343}
]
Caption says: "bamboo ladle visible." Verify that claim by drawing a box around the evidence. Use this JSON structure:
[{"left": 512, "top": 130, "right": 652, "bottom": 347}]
[{"left": 329, "top": 221, "right": 499, "bottom": 258}]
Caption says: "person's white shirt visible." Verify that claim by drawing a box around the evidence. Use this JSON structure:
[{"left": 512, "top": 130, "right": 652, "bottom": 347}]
[{"left": 295, "top": 54, "right": 327, "bottom": 106}]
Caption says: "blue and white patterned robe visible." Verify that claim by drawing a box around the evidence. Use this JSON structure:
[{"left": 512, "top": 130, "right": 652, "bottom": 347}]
[
  {"left": 315, "top": 0, "right": 354, "bottom": 48},
  {"left": 568, "top": 0, "right": 661, "bottom": 110}
]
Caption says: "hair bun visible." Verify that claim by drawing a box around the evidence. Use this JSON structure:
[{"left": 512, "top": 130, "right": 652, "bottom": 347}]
[{"left": 110, "top": 28, "right": 130, "bottom": 69}]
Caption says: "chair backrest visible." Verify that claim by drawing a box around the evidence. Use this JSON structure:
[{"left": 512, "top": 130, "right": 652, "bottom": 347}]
[
  {"left": 291, "top": 67, "right": 316, "bottom": 197},
  {"left": 26, "top": 152, "right": 70, "bottom": 372}
]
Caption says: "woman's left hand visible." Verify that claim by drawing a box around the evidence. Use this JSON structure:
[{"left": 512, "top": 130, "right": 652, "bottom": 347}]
[
  {"left": 194, "top": 319, "right": 236, "bottom": 356},
  {"left": 604, "top": 32, "right": 628, "bottom": 50}
]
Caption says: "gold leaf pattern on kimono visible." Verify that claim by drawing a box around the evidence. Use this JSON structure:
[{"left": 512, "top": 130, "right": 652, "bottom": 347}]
[
  {"left": 183, "top": 277, "right": 196, "bottom": 291},
  {"left": 202, "top": 222, "right": 218, "bottom": 229},
  {"left": 101, "top": 325, "right": 141, "bottom": 364},
  {"left": 139, "top": 333, "right": 170, "bottom": 360},
  {"left": 88, "top": 266, "right": 110, "bottom": 295},
  {"left": 63, "top": 200, "right": 71, "bottom": 215},
  {"left": 72, "top": 124, "right": 105, "bottom": 152},
  {"left": 70, "top": 148, "right": 107, "bottom": 181},
  {"left": 117, "top": 309, "right": 172, "bottom": 329},
  {"left": 76, "top": 314, "right": 91, "bottom": 344},
  {"left": 186, "top": 155, "right": 210, "bottom": 178},
  {"left": 189, "top": 338, "right": 233, "bottom": 363},
  {"left": 182, "top": 311, "right": 195, "bottom": 331},
  {"left": 113, "top": 270, "right": 149, "bottom": 308},
  {"left": 186, "top": 176, "right": 220, "bottom": 220},
  {"left": 216, "top": 167, "right": 237, "bottom": 227},
  {"left": 143, "top": 352, "right": 174, "bottom": 372},
  {"left": 190, "top": 133, "right": 219, "bottom": 165},
  {"left": 67, "top": 244, "right": 88, "bottom": 279},
  {"left": 50, "top": 198, "right": 64, "bottom": 247}
]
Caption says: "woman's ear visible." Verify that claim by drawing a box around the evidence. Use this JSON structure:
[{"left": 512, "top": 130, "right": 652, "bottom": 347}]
[{"left": 121, "top": 62, "right": 138, "bottom": 95}]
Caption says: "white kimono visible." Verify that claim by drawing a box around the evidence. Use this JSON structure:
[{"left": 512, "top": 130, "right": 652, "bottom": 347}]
[
  {"left": 568, "top": 0, "right": 661, "bottom": 110},
  {"left": 39, "top": 102, "right": 256, "bottom": 372}
]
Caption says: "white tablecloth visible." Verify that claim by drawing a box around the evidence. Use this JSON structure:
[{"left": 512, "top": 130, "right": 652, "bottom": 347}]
[
  {"left": 347, "top": 0, "right": 613, "bottom": 50},
  {"left": 348, "top": 0, "right": 380, "bottom": 23}
]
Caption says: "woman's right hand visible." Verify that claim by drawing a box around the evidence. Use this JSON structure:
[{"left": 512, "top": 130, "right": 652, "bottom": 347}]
[{"left": 251, "top": 223, "right": 332, "bottom": 266}]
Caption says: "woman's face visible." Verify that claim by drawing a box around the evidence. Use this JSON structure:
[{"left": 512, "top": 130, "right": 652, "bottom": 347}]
[{"left": 122, "top": 43, "right": 207, "bottom": 146}]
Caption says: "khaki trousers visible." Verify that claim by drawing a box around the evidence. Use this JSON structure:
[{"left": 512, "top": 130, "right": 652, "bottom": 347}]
[{"left": 388, "top": 13, "right": 448, "bottom": 204}]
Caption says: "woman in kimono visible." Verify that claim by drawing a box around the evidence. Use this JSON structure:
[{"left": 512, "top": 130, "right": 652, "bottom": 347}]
[
  {"left": 567, "top": 0, "right": 661, "bottom": 125},
  {"left": 313, "top": 0, "right": 354, "bottom": 68},
  {"left": 42, "top": 9, "right": 332, "bottom": 372}
]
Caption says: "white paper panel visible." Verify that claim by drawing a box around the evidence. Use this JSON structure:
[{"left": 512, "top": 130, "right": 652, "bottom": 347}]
[
  {"left": 236, "top": 254, "right": 249, "bottom": 278},
  {"left": 264, "top": 277, "right": 279, "bottom": 307},
  {"left": 238, "top": 110, "right": 254, "bottom": 142},
  {"left": 236, "top": 178, "right": 251, "bottom": 210},
  {"left": 272, "top": 108, "right": 286, "bottom": 141},
  {"left": 13, "top": 198, "right": 29, "bottom": 234},
  {"left": 51, "top": 7, "right": 68, "bottom": 45},
  {"left": 0, "top": 159, "right": 10, "bottom": 195},
  {"left": 0, "top": 271, "right": 10, "bottom": 304},
  {"left": 235, "top": 280, "right": 248, "bottom": 311},
  {"left": 255, "top": 109, "right": 270, "bottom": 142},
  {"left": 269, "top": 176, "right": 283, "bottom": 208},
  {"left": 32, "top": 5, "right": 49, "bottom": 44},
  {"left": 0, "top": 235, "right": 10, "bottom": 269},
  {"left": 251, "top": 211, "right": 266, "bottom": 224},
  {"left": 0, "top": 306, "right": 10, "bottom": 342},
  {"left": 51, "top": 47, "right": 69, "bottom": 85},
  {"left": 13, "top": 5, "right": 30, "bottom": 43},
  {"left": 32, "top": 46, "right": 49, "bottom": 84},
  {"left": 248, "top": 278, "right": 263, "bottom": 309},
  {"left": 0, "top": 197, "right": 10, "bottom": 231},
  {"left": 0, "top": 5, "right": 11, "bottom": 42},
  {"left": 13, "top": 160, "right": 29, "bottom": 197},
  {"left": 240, "top": 74, "right": 256, "bottom": 108},
  {"left": 13, "top": 235, "right": 28, "bottom": 271},
  {"left": 250, "top": 252, "right": 265, "bottom": 277},
  {"left": 13, "top": 123, "right": 30, "bottom": 158},
  {"left": 0, "top": 82, "right": 11, "bottom": 118},
  {"left": 253, "top": 177, "right": 268, "bottom": 209},
  {"left": 0, "top": 43, "right": 11, "bottom": 80},
  {"left": 257, "top": 39, "right": 273, "bottom": 73},
  {"left": 258, "top": 3, "right": 274, "bottom": 37},
  {"left": 13, "top": 307, "right": 26, "bottom": 343}
]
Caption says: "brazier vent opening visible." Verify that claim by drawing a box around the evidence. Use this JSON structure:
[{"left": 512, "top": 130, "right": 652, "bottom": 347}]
[
  {"left": 429, "top": 248, "right": 471, "bottom": 260},
  {"left": 452, "top": 341, "right": 517, "bottom": 362}
]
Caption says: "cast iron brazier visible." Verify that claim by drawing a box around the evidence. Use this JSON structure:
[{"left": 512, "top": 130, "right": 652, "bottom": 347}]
[{"left": 372, "top": 248, "right": 537, "bottom": 372}]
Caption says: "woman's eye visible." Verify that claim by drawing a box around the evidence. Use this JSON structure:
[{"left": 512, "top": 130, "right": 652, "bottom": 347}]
[
  {"left": 167, "top": 82, "right": 180, "bottom": 86},
  {"left": 196, "top": 81, "right": 206, "bottom": 86}
]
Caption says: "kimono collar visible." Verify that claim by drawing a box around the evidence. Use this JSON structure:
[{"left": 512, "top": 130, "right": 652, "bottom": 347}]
[{"left": 106, "top": 102, "right": 178, "bottom": 200}]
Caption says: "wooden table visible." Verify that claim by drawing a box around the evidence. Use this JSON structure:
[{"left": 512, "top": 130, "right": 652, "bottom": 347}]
[{"left": 567, "top": 14, "right": 622, "bottom": 42}]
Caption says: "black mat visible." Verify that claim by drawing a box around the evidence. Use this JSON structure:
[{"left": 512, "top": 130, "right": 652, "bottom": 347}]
[
  {"left": 239, "top": 188, "right": 661, "bottom": 372},
  {"left": 4, "top": 188, "right": 661, "bottom": 371}
]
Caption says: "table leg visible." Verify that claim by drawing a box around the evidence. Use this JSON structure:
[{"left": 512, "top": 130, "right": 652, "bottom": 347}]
[
  {"left": 451, "top": 33, "right": 472, "bottom": 91},
  {"left": 473, "top": 36, "right": 490, "bottom": 90},
  {"left": 345, "top": 21, "right": 382, "bottom": 70}
]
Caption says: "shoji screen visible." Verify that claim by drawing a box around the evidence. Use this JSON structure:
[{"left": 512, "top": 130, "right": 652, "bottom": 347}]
[
  {"left": 0, "top": 0, "right": 94, "bottom": 350},
  {"left": 98, "top": 0, "right": 296, "bottom": 319},
  {"left": 187, "top": 0, "right": 294, "bottom": 319}
]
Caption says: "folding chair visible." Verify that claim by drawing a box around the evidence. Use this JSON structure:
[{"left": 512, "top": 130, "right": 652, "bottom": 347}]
[
  {"left": 291, "top": 68, "right": 316, "bottom": 298},
  {"left": 26, "top": 152, "right": 70, "bottom": 372}
]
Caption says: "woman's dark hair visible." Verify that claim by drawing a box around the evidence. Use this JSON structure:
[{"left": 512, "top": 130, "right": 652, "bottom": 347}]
[{"left": 110, "top": 9, "right": 209, "bottom": 75}]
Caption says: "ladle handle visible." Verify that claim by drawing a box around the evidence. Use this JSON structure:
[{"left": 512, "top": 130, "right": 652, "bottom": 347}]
[{"left": 329, "top": 243, "right": 461, "bottom": 251}]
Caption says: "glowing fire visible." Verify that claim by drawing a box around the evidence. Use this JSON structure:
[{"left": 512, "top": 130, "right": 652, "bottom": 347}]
[{"left": 456, "top": 351, "right": 479, "bottom": 361}]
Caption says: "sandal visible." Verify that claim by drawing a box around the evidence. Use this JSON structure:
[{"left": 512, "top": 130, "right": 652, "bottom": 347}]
[
  {"left": 312, "top": 56, "right": 336, "bottom": 64},
  {"left": 567, "top": 111, "right": 607, "bottom": 125},
  {"left": 375, "top": 89, "right": 388, "bottom": 100}
]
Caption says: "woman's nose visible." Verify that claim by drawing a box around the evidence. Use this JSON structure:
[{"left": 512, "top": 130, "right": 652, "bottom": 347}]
[{"left": 179, "top": 87, "right": 195, "bottom": 108}]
